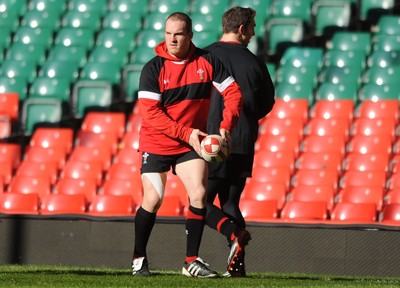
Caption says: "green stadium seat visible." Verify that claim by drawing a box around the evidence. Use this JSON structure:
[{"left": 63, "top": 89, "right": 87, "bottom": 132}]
[
  {"left": 357, "top": 83, "right": 400, "bottom": 102},
  {"left": 192, "top": 30, "right": 219, "bottom": 48},
  {"left": 318, "top": 66, "right": 362, "bottom": 86},
  {"left": 129, "top": 46, "right": 155, "bottom": 65},
  {"left": 20, "top": 9, "right": 61, "bottom": 30},
  {"left": 102, "top": 10, "right": 142, "bottom": 33},
  {"left": 79, "top": 62, "right": 121, "bottom": 85},
  {"left": 0, "top": 76, "right": 28, "bottom": 100},
  {"left": 367, "top": 50, "right": 400, "bottom": 68},
  {"left": 0, "top": 59, "right": 37, "bottom": 84},
  {"left": 135, "top": 29, "right": 164, "bottom": 49},
  {"left": 28, "top": 77, "right": 71, "bottom": 103},
  {"left": 280, "top": 46, "right": 324, "bottom": 68},
  {"left": 0, "top": 0, "right": 27, "bottom": 16},
  {"left": 88, "top": 46, "right": 129, "bottom": 68},
  {"left": 38, "top": 60, "right": 80, "bottom": 84},
  {"left": 47, "top": 45, "right": 87, "bottom": 68},
  {"left": 13, "top": 26, "right": 54, "bottom": 49},
  {"left": 68, "top": 0, "right": 108, "bottom": 16},
  {"left": 266, "top": 63, "right": 276, "bottom": 83},
  {"left": 108, "top": 0, "right": 149, "bottom": 15},
  {"left": 0, "top": 11, "right": 22, "bottom": 32},
  {"left": 323, "top": 49, "right": 366, "bottom": 70},
  {"left": 361, "top": 66, "right": 400, "bottom": 86},
  {"left": 358, "top": 0, "right": 395, "bottom": 24},
  {"left": 315, "top": 82, "right": 358, "bottom": 103},
  {"left": 190, "top": 12, "right": 221, "bottom": 33},
  {"left": 270, "top": 0, "right": 312, "bottom": 29},
  {"left": 275, "top": 82, "right": 314, "bottom": 105},
  {"left": 373, "top": 15, "right": 400, "bottom": 35},
  {"left": 142, "top": 12, "right": 167, "bottom": 31},
  {"left": 372, "top": 34, "right": 400, "bottom": 52},
  {"left": 311, "top": 0, "right": 351, "bottom": 37},
  {"left": 190, "top": 0, "right": 229, "bottom": 17},
  {"left": 265, "top": 17, "right": 305, "bottom": 56},
  {"left": 54, "top": 27, "right": 95, "bottom": 50},
  {"left": 28, "top": 0, "right": 68, "bottom": 17},
  {"left": 21, "top": 98, "right": 63, "bottom": 135},
  {"left": 0, "top": 28, "right": 12, "bottom": 50},
  {"left": 61, "top": 10, "right": 102, "bottom": 31},
  {"left": 276, "top": 65, "right": 319, "bottom": 89},
  {"left": 96, "top": 28, "right": 136, "bottom": 51},
  {"left": 326, "top": 31, "right": 372, "bottom": 55},
  {"left": 150, "top": 0, "right": 190, "bottom": 14},
  {"left": 121, "top": 65, "right": 142, "bottom": 102},
  {"left": 5, "top": 43, "right": 47, "bottom": 66},
  {"left": 71, "top": 81, "right": 113, "bottom": 118}
]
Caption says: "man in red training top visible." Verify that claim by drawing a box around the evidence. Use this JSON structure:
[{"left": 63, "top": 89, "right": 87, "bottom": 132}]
[{"left": 131, "top": 12, "right": 243, "bottom": 278}]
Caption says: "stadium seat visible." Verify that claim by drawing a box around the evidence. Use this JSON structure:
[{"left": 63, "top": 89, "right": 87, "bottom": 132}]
[
  {"left": 251, "top": 166, "right": 292, "bottom": 191},
  {"left": 0, "top": 76, "right": 27, "bottom": 100},
  {"left": 121, "top": 65, "right": 142, "bottom": 101},
  {"left": 0, "top": 27, "right": 12, "bottom": 52},
  {"left": 40, "top": 193, "right": 87, "bottom": 215},
  {"left": 255, "top": 134, "right": 300, "bottom": 157},
  {"left": 60, "top": 160, "right": 104, "bottom": 186},
  {"left": 105, "top": 163, "right": 141, "bottom": 183},
  {"left": 71, "top": 81, "right": 113, "bottom": 118},
  {"left": 371, "top": 34, "right": 400, "bottom": 52},
  {"left": 6, "top": 42, "right": 47, "bottom": 66},
  {"left": 80, "top": 112, "right": 126, "bottom": 139},
  {"left": 336, "top": 186, "right": 384, "bottom": 211},
  {"left": 315, "top": 82, "right": 359, "bottom": 102},
  {"left": 299, "top": 135, "right": 346, "bottom": 156},
  {"left": 309, "top": 99, "right": 354, "bottom": 125},
  {"left": 75, "top": 130, "right": 119, "bottom": 155},
  {"left": 108, "top": 0, "right": 148, "bottom": 15},
  {"left": 0, "top": 116, "right": 11, "bottom": 139},
  {"left": 339, "top": 170, "right": 387, "bottom": 190},
  {"left": 29, "top": 127, "right": 74, "bottom": 155},
  {"left": 38, "top": 60, "right": 80, "bottom": 84},
  {"left": 119, "top": 131, "right": 140, "bottom": 150},
  {"left": 354, "top": 99, "right": 399, "bottom": 120},
  {"left": 361, "top": 66, "right": 400, "bottom": 86},
  {"left": 150, "top": 0, "right": 190, "bottom": 14},
  {"left": 190, "top": 0, "right": 229, "bottom": 16},
  {"left": 88, "top": 194, "right": 135, "bottom": 216},
  {"left": 280, "top": 201, "right": 328, "bottom": 221},
  {"left": 389, "top": 154, "right": 400, "bottom": 174},
  {"left": 259, "top": 117, "right": 304, "bottom": 140},
  {"left": 157, "top": 195, "right": 184, "bottom": 217},
  {"left": 367, "top": 50, "right": 400, "bottom": 68},
  {"left": 288, "top": 185, "right": 335, "bottom": 211},
  {"left": 142, "top": 11, "right": 167, "bottom": 31},
  {"left": 383, "top": 188, "right": 400, "bottom": 205},
  {"left": 0, "top": 158, "right": 14, "bottom": 185},
  {"left": 0, "top": 91, "right": 19, "bottom": 121},
  {"left": 0, "top": 12, "right": 20, "bottom": 33},
  {"left": 294, "top": 152, "right": 343, "bottom": 173},
  {"left": 373, "top": 15, "right": 400, "bottom": 35},
  {"left": 264, "top": 17, "right": 305, "bottom": 56},
  {"left": 113, "top": 147, "right": 141, "bottom": 167},
  {"left": 242, "top": 181, "right": 287, "bottom": 210},
  {"left": 79, "top": 62, "right": 121, "bottom": 85},
  {"left": 102, "top": 10, "right": 142, "bottom": 33},
  {"left": 12, "top": 26, "right": 53, "bottom": 49},
  {"left": 276, "top": 65, "right": 318, "bottom": 89},
  {"left": 318, "top": 66, "right": 362, "bottom": 87},
  {"left": 303, "top": 117, "right": 350, "bottom": 141},
  {"left": 270, "top": 0, "right": 312, "bottom": 28},
  {"left": 21, "top": 9, "right": 60, "bottom": 31},
  {"left": 380, "top": 203, "right": 400, "bottom": 224},
  {"left": 311, "top": 0, "right": 351, "bottom": 37},
  {"left": 23, "top": 146, "right": 67, "bottom": 170},
  {"left": 61, "top": 10, "right": 102, "bottom": 31},
  {"left": 359, "top": 0, "right": 395, "bottom": 24},
  {"left": 291, "top": 169, "right": 339, "bottom": 190},
  {"left": 280, "top": 46, "right": 324, "bottom": 68},
  {"left": 349, "top": 118, "right": 396, "bottom": 140},
  {"left": 163, "top": 171, "right": 188, "bottom": 208},
  {"left": 54, "top": 27, "right": 95, "bottom": 50},
  {"left": 323, "top": 49, "right": 366, "bottom": 70},
  {"left": 239, "top": 199, "right": 278, "bottom": 222},
  {"left": 330, "top": 202, "right": 377, "bottom": 223},
  {"left": 266, "top": 99, "right": 309, "bottom": 123},
  {"left": 274, "top": 82, "right": 314, "bottom": 105},
  {"left": 96, "top": 28, "right": 136, "bottom": 51},
  {"left": 189, "top": 12, "right": 221, "bottom": 33},
  {"left": 129, "top": 46, "right": 156, "bottom": 65},
  {"left": 0, "top": 143, "right": 21, "bottom": 169},
  {"left": 8, "top": 175, "right": 52, "bottom": 199},
  {"left": 0, "top": 59, "right": 37, "bottom": 84},
  {"left": 102, "top": 177, "right": 142, "bottom": 205},
  {"left": 69, "top": 146, "right": 112, "bottom": 172},
  {"left": 326, "top": 31, "right": 372, "bottom": 55},
  {"left": 20, "top": 98, "right": 63, "bottom": 135},
  {"left": 342, "top": 152, "right": 389, "bottom": 173},
  {"left": 385, "top": 173, "right": 400, "bottom": 190},
  {"left": 54, "top": 177, "right": 98, "bottom": 204},
  {"left": 357, "top": 83, "right": 400, "bottom": 102},
  {"left": 28, "top": 77, "right": 70, "bottom": 103},
  {"left": 345, "top": 135, "right": 392, "bottom": 155},
  {"left": 68, "top": 0, "right": 108, "bottom": 16},
  {"left": 15, "top": 160, "right": 58, "bottom": 185},
  {"left": 47, "top": 45, "right": 87, "bottom": 68},
  {"left": 88, "top": 46, "right": 129, "bottom": 68},
  {"left": 28, "top": 0, "right": 68, "bottom": 17},
  {"left": 253, "top": 150, "right": 295, "bottom": 172},
  {"left": 135, "top": 29, "right": 164, "bottom": 49},
  {"left": 0, "top": 193, "right": 40, "bottom": 215}
]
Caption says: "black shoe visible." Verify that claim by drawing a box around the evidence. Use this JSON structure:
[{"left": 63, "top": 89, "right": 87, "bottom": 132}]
[
  {"left": 226, "top": 229, "right": 251, "bottom": 277},
  {"left": 132, "top": 257, "right": 151, "bottom": 276},
  {"left": 182, "top": 257, "right": 218, "bottom": 278}
]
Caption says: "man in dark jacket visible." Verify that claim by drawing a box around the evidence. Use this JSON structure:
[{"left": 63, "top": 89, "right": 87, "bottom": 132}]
[{"left": 204, "top": 6, "right": 275, "bottom": 277}]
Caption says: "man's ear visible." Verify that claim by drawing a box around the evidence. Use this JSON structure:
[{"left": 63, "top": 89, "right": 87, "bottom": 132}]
[{"left": 238, "top": 24, "right": 245, "bottom": 35}]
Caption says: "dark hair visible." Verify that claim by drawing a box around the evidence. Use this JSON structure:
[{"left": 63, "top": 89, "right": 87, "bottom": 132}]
[
  {"left": 166, "top": 12, "right": 193, "bottom": 34},
  {"left": 222, "top": 6, "right": 256, "bottom": 34}
]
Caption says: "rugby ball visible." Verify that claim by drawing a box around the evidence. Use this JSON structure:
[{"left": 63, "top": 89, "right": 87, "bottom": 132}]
[{"left": 200, "top": 134, "right": 230, "bottom": 163}]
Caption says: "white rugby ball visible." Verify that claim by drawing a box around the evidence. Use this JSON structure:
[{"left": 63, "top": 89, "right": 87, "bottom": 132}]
[{"left": 200, "top": 134, "right": 230, "bottom": 163}]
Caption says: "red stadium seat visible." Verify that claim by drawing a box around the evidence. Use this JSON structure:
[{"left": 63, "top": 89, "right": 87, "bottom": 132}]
[
  {"left": 380, "top": 204, "right": 400, "bottom": 224},
  {"left": 80, "top": 112, "right": 126, "bottom": 139},
  {"left": 0, "top": 116, "right": 11, "bottom": 139},
  {"left": 119, "top": 131, "right": 140, "bottom": 150},
  {"left": 299, "top": 135, "right": 346, "bottom": 156},
  {"left": 258, "top": 117, "right": 304, "bottom": 140},
  {"left": 253, "top": 150, "right": 295, "bottom": 172},
  {"left": 384, "top": 188, "right": 400, "bottom": 206},
  {"left": 102, "top": 177, "right": 143, "bottom": 205},
  {"left": 40, "top": 194, "right": 87, "bottom": 215},
  {"left": 345, "top": 135, "right": 392, "bottom": 155},
  {"left": 303, "top": 117, "right": 349, "bottom": 141},
  {"left": 336, "top": 186, "right": 385, "bottom": 211},
  {"left": 15, "top": 161, "right": 59, "bottom": 185},
  {"left": 385, "top": 173, "right": 400, "bottom": 190},
  {"left": 309, "top": 100, "right": 354, "bottom": 125},
  {"left": 105, "top": 162, "right": 141, "bottom": 182},
  {"left": 291, "top": 169, "right": 339, "bottom": 190},
  {"left": 68, "top": 146, "right": 113, "bottom": 171},
  {"left": 8, "top": 175, "right": 52, "bottom": 199},
  {"left": 164, "top": 172, "right": 188, "bottom": 208},
  {"left": 341, "top": 153, "right": 389, "bottom": 173},
  {"left": 251, "top": 166, "right": 292, "bottom": 191},
  {"left": 349, "top": 118, "right": 396, "bottom": 140},
  {"left": 266, "top": 99, "right": 309, "bottom": 124},
  {"left": 280, "top": 201, "right": 328, "bottom": 221},
  {"left": 126, "top": 112, "right": 142, "bottom": 133},
  {"left": 75, "top": 130, "right": 119, "bottom": 155},
  {"left": 60, "top": 161, "right": 104, "bottom": 186},
  {"left": 354, "top": 99, "right": 399, "bottom": 121},
  {"left": 0, "top": 92, "right": 19, "bottom": 121},
  {"left": 255, "top": 134, "right": 300, "bottom": 157},
  {"left": 157, "top": 195, "right": 184, "bottom": 217},
  {"left": 0, "top": 143, "right": 21, "bottom": 169},
  {"left": 294, "top": 152, "right": 342, "bottom": 173},
  {"left": 240, "top": 199, "right": 278, "bottom": 222},
  {"left": 113, "top": 147, "right": 142, "bottom": 167},
  {"left": 288, "top": 185, "right": 335, "bottom": 211},
  {"left": 29, "top": 127, "right": 74, "bottom": 155},
  {"left": 242, "top": 181, "right": 287, "bottom": 210},
  {"left": 23, "top": 146, "right": 67, "bottom": 170},
  {"left": 331, "top": 202, "right": 377, "bottom": 223},
  {"left": 0, "top": 159, "right": 14, "bottom": 185},
  {"left": 54, "top": 177, "right": 98, "bottom": 204},
  {"left": 88, "top": 194, "right": 135, "bottom": 216},
  {"left": 0, "top": 193, "right": 40, "bottom": 215},
  {"left": 339, "top": 170, "right": 387, "bottom": 189}
]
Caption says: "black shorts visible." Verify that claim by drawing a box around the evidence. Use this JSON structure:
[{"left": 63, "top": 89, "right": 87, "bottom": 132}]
[
  {"left": 207, "top": 153, "right": 254, "bottom": 180},
  {"left": 140, "top": 150, "right": 201, "bottom": 174}
]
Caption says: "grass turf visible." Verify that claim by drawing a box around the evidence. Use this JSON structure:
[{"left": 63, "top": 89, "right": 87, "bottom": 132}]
[{"left": 1, "top": 265, "right": 400, "bottom": 288}]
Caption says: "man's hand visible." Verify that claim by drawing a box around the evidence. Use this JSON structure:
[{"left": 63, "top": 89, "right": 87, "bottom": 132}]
[
  {"left": 219, "top": 128, "right": 232, "bottom": 149},
  {"left": 189, "top": 129, "right": 208, "bottom": 156}
]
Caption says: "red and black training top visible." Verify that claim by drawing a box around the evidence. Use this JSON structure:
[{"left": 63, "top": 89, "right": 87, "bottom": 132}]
[{"left": 137, "top": 41, "right": 243, "bottom": 155}]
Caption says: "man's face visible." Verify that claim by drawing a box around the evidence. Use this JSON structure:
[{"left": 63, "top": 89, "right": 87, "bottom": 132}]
[
  {"left": 241, "top": 18, "right": 256, "bottom": 47},
  {"left": 164, "top": 18, "right": 193, "bottom": 59}
]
